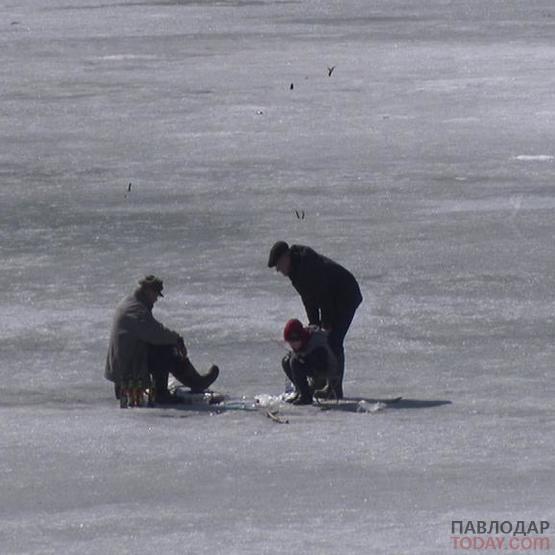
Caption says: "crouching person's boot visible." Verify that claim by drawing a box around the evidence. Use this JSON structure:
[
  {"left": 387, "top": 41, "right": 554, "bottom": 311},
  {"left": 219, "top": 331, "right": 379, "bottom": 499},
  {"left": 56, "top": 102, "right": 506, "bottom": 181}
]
[
  {"left": 172, "top": 357, "right": 219, "bottom": 393},
  {"left": 281, "top": 353, "right": 298, "bottom": 399},
  {"left": 313, "top": 377, "right": 340, "bottom": 401},
  {"left": 289, "top": 360, "right": 313, "bottom": 405}
]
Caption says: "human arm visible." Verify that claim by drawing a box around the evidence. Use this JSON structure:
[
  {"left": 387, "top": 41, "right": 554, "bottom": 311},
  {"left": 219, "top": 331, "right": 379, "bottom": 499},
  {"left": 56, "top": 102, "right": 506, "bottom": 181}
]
[{"left": 129, "top": 308, "right": 181, "bottom": 346}]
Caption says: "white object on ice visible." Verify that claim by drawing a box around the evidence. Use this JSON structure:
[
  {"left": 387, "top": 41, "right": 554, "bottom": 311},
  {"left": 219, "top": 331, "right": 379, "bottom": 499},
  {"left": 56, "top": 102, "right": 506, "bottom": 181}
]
[
  {"left": 172, "top": 387, "right": 224, "bottom": 405},
  {"left": 356, "top": 400, "right": 387, "bottom": 414},
  {"left": 254, "top": 393, "right": 283, "bottom": 413},
  {"left": 284, "top": 379, "right": 295, "bottom": 394},
  {"left": 167, "top": 377, "right": 224, "bottom": 404},
  {"left": 222, "top": 399, "right": 258, "bottom": 411},
  {"left": 513, "top": 154, "right": 554, "bottom": 161}
]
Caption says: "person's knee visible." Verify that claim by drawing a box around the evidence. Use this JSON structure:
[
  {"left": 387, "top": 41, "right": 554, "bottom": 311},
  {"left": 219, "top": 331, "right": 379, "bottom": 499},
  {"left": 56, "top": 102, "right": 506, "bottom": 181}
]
[
  {"left": 282, "top": 355, "right": 295, "bottom": 382},
  {"left": 281, "top": 354, "right": 291, "bottom": 371}
]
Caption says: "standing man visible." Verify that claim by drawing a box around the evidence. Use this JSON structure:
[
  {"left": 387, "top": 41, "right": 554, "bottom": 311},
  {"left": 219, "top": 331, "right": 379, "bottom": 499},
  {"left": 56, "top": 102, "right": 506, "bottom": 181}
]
[
  {"left": 268, "top": 242, "right": 362, "bottom": 399},
  {"left": 105, "top": 275, "right": 219, "bottom": 405}
]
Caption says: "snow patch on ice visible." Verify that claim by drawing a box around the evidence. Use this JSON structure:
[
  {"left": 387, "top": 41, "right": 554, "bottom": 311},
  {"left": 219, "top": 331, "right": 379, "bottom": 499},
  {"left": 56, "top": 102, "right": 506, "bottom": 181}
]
[
  {"left": 421, "top": 196, "right": 555, "bottom": 214},
  {"left": 513, "top": 154, "right": 553, "bottom": 161},
  {"left": 96, "top": 54, "right": 158, "bottom": 61}
]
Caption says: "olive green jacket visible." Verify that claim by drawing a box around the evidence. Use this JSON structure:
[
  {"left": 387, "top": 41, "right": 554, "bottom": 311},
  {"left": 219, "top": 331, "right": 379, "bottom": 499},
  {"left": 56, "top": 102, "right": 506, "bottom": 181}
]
[{"left": 105, "top": 289, "right": 180, "bottom": 385}]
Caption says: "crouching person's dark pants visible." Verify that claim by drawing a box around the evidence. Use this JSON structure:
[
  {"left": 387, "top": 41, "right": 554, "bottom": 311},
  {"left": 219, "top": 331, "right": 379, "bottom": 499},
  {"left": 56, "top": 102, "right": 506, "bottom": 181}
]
[{"left": 281, "top": 353, "right": 322, "bottom": 399}]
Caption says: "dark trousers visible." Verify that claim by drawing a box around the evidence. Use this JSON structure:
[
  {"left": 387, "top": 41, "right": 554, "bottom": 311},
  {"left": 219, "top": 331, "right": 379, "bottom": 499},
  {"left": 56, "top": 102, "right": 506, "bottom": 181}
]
[
  {"left": 327, "top": 305, "right": 359, "bottom": 398},
  {"left": 281, "top": 354, "right": 319, "bottom": 399},
  {"left": 147, "top": 345, "right": 182, "bottom": 393},
  {"left": 113, "top": 346, "right": 192, "bottom": 400},
  {"left": 147, "top": 345, "right": 207, "bottom": 394}
]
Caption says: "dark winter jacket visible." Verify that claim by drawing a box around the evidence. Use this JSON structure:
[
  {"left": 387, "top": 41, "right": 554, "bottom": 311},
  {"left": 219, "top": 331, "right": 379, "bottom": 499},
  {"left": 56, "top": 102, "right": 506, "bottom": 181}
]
[
  {"left": 288, "top": 245, "right": 363, "bottom": 329},
  {"left": 290, "top": 326, "right": 338, "bottom": 379},
  {"left": 105, "top": 289, "right": 181, "bottom": 385}
]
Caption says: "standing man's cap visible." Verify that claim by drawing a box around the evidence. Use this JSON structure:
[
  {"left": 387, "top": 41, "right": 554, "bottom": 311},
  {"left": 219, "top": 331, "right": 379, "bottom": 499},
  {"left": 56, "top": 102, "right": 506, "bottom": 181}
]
[
  {"left": 138, "top": 275, "right": 164, "bottom": 297},
  {"left": 268, "top": 241, "right": 289, "bottom": 267}
]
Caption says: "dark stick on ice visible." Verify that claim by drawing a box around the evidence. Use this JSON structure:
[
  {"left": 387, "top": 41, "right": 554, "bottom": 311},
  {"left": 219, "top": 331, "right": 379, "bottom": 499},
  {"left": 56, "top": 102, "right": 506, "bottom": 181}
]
[
  {"left": 128, "top": 182, "right": 132, "bottom": 192},
  {"left": 295, "top": 210, "right": 305, "bottom": 220},
  {"left": 327, "top": 65, "right": 336, "bottom": 77},
  {"left": 290, "top": 83, "right": 294, "bottom": 90}
]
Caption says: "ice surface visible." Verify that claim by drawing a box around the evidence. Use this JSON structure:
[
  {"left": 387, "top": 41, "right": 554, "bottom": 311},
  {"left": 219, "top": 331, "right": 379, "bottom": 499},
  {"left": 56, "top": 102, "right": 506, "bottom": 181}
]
[{"left": 1, "top": 0, "right": 554, "bottom": 553}]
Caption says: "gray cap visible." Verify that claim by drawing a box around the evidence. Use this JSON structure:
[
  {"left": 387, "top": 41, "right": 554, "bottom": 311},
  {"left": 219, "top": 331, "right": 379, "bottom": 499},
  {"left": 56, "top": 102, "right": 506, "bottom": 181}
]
[
  {"left": 267, "top": 241, "right": 289, "bottom": 267},
  {"left": 138, "top": 275, "right": 164, "bottom": 297}
]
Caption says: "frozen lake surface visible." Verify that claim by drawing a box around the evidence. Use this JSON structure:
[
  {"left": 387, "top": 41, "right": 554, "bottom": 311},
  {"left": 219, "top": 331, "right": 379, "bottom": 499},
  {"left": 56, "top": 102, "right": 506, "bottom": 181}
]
[{"left": 1, "top": 1, "right": 554, "bottom": 553}]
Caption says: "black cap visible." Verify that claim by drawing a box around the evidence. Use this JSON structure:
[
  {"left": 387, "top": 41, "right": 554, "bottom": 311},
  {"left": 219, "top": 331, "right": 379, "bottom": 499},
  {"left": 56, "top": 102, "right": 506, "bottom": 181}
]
[
  {"left": 138, "top": 275, "right": 164, "bottom": 297},
  {"left": 267, "top": 241, "right": 289, "bottom": 267}
]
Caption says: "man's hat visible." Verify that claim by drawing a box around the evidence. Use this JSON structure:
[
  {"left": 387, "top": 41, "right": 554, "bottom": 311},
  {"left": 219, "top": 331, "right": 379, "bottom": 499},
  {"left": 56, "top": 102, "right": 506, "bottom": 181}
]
[
  {"left": 267, "top": 241, "right": 289, "bottom": 268},
  {"left": 138, "top": 275, "right": 164, "bottom": 297}
]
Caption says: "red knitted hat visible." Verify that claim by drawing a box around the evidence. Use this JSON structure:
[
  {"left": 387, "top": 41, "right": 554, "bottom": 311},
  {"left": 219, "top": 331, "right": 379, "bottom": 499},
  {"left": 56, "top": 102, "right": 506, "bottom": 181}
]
[{"left": 283, "top": 319, "right": 309, "bottom": 347}]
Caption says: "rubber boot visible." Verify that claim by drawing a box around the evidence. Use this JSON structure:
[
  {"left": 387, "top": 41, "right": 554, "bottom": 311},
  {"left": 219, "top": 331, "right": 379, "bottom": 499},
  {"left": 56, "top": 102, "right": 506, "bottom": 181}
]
[
  {"left": 308, "top": 375, "right": 326, "bottom": 392},
  {"left": 334, "top": 351, "right": 345, "bottom": 399},
  {"left": 172, "top": 357, "right": 219, "bottom": 393},
  {"left": 149, "top": 369, "right": 180, "bottom": 404},
  {"left": 281, "top": 354, "right": 297, "bottom": 396},
  {"left": 292, "top": 394, "right": 313, "bottom": 405},
  {"left": 313, "top": 378, "right": 340, "bottom": 400},
  {"left": 290, "top": 358, "right": 313, "bottom": 405},
  {"left": 285, "top": 391, "right": 301, "bottom": 404}
]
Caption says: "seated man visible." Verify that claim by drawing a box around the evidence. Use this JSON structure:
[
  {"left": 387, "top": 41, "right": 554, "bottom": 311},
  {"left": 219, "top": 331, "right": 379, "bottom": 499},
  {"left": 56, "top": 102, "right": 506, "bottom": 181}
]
[
  {"left": 281, "top": 319, "right": 339, "bottom": 405},
  {"left": 105, "top": 275, "right": 219, "bottom": 405}
]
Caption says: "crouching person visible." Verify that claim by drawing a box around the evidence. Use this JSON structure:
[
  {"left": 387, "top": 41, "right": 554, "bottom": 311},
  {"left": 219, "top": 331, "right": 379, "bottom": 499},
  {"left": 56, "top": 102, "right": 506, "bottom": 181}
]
[
  {"left": 281, "top": 319, "right": 339, "bottom": 405},
  {"left": 105, "top": 275, "right": 219, "bottom": 405}
]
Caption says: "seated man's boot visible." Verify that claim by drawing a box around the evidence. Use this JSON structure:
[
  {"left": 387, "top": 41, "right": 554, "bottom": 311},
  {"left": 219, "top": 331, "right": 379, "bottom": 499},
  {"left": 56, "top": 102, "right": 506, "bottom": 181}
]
[
  {"left": 172, "top": 357, "right": 219, "bottom": 393},
  {"left": 155, "top": 390, "right": 181, "bottom": 405},
  {"left": 191, "top": 364, "right": 219, "bottom": 393},
  {"left": 150, "top": 369, "right": 178, "bottom": 404}
]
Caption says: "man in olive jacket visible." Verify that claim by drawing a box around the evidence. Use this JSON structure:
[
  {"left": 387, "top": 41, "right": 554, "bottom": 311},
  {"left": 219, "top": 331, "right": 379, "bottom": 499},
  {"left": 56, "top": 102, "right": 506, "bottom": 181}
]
[
  {"left": 268, "top": 242, "right": 362, "bottom": 399},
  {"left": 105, "top": 275, "right": 218, "bottom": 403}
]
